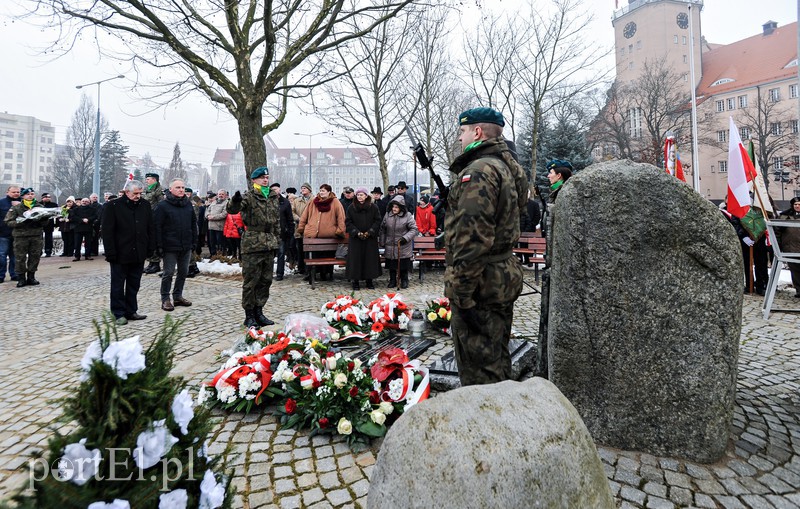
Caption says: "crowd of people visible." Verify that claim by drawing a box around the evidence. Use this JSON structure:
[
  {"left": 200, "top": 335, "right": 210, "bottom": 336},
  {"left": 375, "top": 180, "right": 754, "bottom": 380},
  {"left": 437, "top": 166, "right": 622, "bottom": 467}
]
[{"left": 2, "top": 107, "right": 800, "bottom": 389}]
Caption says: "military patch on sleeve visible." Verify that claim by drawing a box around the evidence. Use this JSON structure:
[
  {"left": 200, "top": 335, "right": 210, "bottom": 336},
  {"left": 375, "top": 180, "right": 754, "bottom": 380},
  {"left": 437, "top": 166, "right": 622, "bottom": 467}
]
[{"left": 461, "top": 174, "right": 471, "bottom": 183}]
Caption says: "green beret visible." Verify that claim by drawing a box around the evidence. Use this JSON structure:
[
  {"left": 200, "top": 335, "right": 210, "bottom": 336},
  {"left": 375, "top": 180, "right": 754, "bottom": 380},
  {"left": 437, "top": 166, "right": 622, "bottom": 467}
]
[
  {"left": 250, "top": 166, "right": 269, "bottom": 179},
  {"left": 459, "top": 107, "right": 505, "bottom": 127},
  {"left": 184, "top": 187, "right": 193, "bottom": 193}
]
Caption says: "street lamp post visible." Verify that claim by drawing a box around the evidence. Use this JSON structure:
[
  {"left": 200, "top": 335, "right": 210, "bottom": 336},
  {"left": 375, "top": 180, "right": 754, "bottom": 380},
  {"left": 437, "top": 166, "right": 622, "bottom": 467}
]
[
  {"left": 294, "top": 131, "right": 328, "bottom": 187},
  {"left": 76, "top": 75, "right": 125, "bottom": 197}
]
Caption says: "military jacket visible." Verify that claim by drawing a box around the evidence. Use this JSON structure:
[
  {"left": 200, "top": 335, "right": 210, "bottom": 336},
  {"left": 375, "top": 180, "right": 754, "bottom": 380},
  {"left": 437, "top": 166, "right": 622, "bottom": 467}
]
[
  {"left": 143, "top": 182, "right": 164, "bottom": 210},
  {"left": 227, "top": 187, "right": 280, "bottom": 254},
  {"left": 443, "top": 137, "right": 528, "bottom": 309},
  {"left": 4, "top": 202, "right": 48, "bottom": 238}
]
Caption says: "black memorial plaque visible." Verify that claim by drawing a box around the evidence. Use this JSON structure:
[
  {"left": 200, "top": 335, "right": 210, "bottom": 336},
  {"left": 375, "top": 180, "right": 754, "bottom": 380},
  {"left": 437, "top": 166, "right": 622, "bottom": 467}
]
[{"left": 332, "top": 332, "right": 435, "bottom": 362}]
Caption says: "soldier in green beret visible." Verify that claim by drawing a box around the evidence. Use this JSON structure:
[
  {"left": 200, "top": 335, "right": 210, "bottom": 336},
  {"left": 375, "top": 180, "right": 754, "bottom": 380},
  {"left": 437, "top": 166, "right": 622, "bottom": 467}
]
[
  {"left": 143, "top": 172, "right": 164, "bottom": 274},
  {"left": 444, "top": 107, "right": 528, "bottom": 386},
  {"left": 227, "top": 166, "right": 280, "bottom": 328}
]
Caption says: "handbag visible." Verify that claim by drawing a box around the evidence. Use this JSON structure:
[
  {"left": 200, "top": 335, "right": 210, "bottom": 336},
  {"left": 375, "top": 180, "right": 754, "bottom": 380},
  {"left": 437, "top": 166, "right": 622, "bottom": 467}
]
[{"left": 335, "top": 243, "right": 349, "bottom": 259}]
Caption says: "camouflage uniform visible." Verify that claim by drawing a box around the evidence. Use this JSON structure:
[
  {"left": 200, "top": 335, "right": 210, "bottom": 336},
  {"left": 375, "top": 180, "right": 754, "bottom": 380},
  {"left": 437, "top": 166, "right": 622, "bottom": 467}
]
[
  {"left": 4, "top": 202, "right": 46, "bottom": 280},
  {"left": 227, "top": 186, "right": 280, "bottom": 311},
  {"left": 444, "top": 137, "right": 528, "bottom": 386},
  {"left": 143, "top": 181, "right": 164, "bottom": 266}
]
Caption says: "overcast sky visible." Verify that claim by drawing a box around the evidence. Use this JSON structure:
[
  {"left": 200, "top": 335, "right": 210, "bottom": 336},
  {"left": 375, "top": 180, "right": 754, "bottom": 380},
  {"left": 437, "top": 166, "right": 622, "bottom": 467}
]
[{"left": 0, "top": 0, "right": 796, "bottom": 167}]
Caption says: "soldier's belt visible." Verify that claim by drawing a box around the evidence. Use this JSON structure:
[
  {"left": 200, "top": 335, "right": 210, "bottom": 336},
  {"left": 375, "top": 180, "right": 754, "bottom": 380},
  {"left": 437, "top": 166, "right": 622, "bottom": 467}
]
[{"left": 484, "top": 251, "right": 513, "bottom": 263}]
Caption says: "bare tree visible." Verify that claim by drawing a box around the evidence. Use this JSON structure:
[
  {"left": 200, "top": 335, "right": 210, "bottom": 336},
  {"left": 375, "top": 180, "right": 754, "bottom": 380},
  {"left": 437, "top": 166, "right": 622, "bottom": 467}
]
[
  {"left": 587, "top": 84, "right": 634, "bottom": 160},
  {"left": 736, "top": 86, "right": 796, "bottom": 192},
  {"left": 26, "top": 0, "right": 418, "bottom": 175},
  {"left": 51, "top": 95, "right": 108, "bottom": 198},
  {"left": 165, "top": 142, "right": 186, "bottom": 183}
]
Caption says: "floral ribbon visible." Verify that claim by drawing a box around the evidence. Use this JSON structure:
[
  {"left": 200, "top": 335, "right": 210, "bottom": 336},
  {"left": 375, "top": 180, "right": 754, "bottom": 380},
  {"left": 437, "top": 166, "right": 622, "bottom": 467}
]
[
  {"left": 210, "top": 352, "right": 273, "bottom": 404},
  {"left": 294, "top": 365, "right": 321, "bottom": 389},
  {"left": 369, "top": 294, "right": 402, "bottom": 322},
  {"left": 384, "top": 359, "right": 430, "bottom": 407}
]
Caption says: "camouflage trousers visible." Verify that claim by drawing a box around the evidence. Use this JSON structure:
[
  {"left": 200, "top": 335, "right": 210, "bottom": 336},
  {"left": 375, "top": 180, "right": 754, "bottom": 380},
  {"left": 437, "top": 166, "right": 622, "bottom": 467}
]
[
  {"left": 13, "top": 235, "right": 43, "bottom": 276},
  {"left": 451, "top": 301, "right": 514, "bottom": 386},
  {"left": 241, "top": 250, "right": 275, "bottom": 309}
]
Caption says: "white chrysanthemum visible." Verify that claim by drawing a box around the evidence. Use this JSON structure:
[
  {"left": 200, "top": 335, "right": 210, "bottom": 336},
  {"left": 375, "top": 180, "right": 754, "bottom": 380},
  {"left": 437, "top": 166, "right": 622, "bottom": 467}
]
[
  {"left": 373, "top": 379, "right": 382, "bottom": 391},
  {"left": 59, "top": 438, "right": 101, "bottom": 486},
  {"left": 159, "top": 489, "right": 188, "bottom": 509},
  {"left": 397, "top": 313, "right": 410, "bottom": 329},
  {"left": 133, "top": 419, "right": 179, "bottom": 470},
  {"left": 216, "top": 384, "right": 236, "bottom": 404},
  {"left": 102, "top": 336, "right": 146, "bottom": 379},
  {"left": 196, "top": 385, "right": 210, "bottom": 405},
  {"left": 388, "top": 378, "right": 404, "bottom": 401},
  {"left": 87, "top": 500, "right": 130, "bottom": 509},
  {"left": 199, "top": 469, "right": 226, "bottom": 509},
  {"left": 80, "top": 340, "right": 102, "bottom": 382},
  {"left": 171, "top": 389, "right": 194, "bottom": 435}
]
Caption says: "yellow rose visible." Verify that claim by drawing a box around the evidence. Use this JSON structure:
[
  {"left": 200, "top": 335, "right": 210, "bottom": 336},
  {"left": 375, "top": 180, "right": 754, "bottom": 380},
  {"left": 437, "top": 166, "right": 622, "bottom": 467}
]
[
  {"left": 427, "top": 312, "right": 438, "bottom": 322},
  {"left": 310, "top": 339, "right": 319, "bottom": 348},
  {"left": 446, "top": 310, "right": 452, "bottom": 320},
  {"left": 437, "top": 307, "right": 448, "bottom": 318}
]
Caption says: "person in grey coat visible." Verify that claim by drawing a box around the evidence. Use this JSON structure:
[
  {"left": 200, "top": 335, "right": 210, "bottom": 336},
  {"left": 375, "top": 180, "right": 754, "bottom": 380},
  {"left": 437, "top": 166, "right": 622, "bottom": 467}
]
[{"left": 379, "top": 195, "right": 418, "bottom": 289}]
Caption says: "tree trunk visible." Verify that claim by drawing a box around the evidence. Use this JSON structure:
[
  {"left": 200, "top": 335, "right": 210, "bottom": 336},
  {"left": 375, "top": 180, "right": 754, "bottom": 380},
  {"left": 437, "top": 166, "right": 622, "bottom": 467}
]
[{"left": 237, "top": 110, "right": 267, "bottom": 177}]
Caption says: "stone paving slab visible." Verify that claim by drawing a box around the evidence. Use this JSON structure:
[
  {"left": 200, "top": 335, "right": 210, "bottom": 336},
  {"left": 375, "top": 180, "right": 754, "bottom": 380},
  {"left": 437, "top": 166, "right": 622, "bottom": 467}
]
[{"left": 1, "top": 256, "right": 799, "bottom": 508}]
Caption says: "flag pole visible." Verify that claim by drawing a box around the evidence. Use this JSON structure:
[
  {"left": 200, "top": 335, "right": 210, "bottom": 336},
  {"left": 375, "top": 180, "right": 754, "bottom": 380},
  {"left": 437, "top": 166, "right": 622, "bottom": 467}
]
[{"left": 687, "top": 4, "right": 701, "bottom": 194}]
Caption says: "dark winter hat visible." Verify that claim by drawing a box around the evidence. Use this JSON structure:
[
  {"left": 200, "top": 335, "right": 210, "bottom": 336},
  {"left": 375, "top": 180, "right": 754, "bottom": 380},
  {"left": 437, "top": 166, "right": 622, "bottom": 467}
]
[
  {"left": 145, "top": 172, "right": 160, "bottom": 180},
  {"left": 184, "top": 187, "right": 193, "bottom": 194},
  {"left": 387, "top": 185, "right": 396, "bottom": 193},
  {"left": 419, "top": 195, "right": 430, "bottom": 204},
  {"left": 546, "top": 159, "right": 573, "bottom": 171},
  {"left": 269, "top": 182, "right": 281, "bottom": 189},
  {"left": 343, "top": 186, "right": 354, "bottom": 193},
  {"left": 371, "top": 187, "right": 383, "bottom": 195},
  {"left": 41, "top": 192, "right": 51, "bottom": 198},
  {"left": 459, "top": 107, "right": 505, "bottom": 127},
  {"left": 20, "top": 187, "right": 34, "bottom": 196},
  {"left": 286, "top": 187, "right": 297, "bottom": 194},
  {"left": 250, "top": 166, "right": 269, "bottom": 179},
  {"left": 301, "top": 182, "right": 312, "bottom": 191},
  {"left": 396, "top": 181, "right": 408, "bottom": 189}
]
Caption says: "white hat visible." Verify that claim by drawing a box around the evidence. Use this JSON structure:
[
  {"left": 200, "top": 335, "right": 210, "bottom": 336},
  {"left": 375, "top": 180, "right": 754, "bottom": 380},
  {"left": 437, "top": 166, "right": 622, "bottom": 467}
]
[{"left": 67, "top": 196, "right": 75, "bottom": 202}]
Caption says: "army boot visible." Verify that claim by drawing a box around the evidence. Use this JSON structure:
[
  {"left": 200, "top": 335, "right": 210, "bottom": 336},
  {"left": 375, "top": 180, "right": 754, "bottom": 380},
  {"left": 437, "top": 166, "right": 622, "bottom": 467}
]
[
  {"left": 26, "top": 272, "right": 40, "bottom": 285},
  {"left": 400, "top": 270, "right": 409, "bottom": 289},
  {"left": 243, "top": 309, "right": 259, "bottom": 329},
  {"left": 387, "top": 269, "right": 397, "bottom": 288},
  {"left": 16, "top": 273, "right": 27, "bottom": 288},
  {"left": 254, "top": 307, "right": 275, "bottom": 327}
]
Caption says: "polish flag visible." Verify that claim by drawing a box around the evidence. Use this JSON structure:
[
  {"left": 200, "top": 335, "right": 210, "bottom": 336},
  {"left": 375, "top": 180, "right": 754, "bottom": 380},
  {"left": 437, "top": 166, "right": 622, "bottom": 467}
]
[
  {"left": 663, "top": 136, "right": 686, "bottom": 182},
  {"left": 128, "top": 172, "right": 134, "bottom": 181},
  {"left": 727, "top": 117, "right": 756, "bottom": 218}
]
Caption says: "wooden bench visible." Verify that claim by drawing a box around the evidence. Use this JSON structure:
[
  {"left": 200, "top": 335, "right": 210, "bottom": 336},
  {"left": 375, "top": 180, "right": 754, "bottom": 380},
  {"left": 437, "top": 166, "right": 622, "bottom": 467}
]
[
  {"left": 412, "top": 236, "right": 446, "bottom": 281},
  {"left": 302, "top": 237, "right": 348, "bottom": 289},
  {"left": 513, "top": 232, "right": 546, "bottom": 283}
]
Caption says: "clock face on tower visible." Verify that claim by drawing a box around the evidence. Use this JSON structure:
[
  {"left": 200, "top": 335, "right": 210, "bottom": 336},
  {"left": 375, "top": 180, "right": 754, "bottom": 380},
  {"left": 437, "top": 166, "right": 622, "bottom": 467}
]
[
  {"left": 677, "top": 12, "right": 689, "bottom": 29},
  {"left": 623, "top": 21, "right": 637, "bottom": 39}
]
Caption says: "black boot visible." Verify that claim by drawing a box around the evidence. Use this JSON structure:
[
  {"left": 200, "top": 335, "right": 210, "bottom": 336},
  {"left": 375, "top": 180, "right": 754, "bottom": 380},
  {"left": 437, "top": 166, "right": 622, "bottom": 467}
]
[
  {"left": 366, "top": 279, "right": 375, "bottom": 289},
  {"left": 400, "top": 270, "right": 409, "bottom": 289},
  {"left": 387, "top": 270, "right": 397, "bottom": 288},
  {"left": 16, "top": 274, "right": 27, "bottom": 288},
  {"left": 243, "top": 309, "right": 259, "bottom": 328},
  {"left": 144, "top": 262, "right": 161, "bottom": 274},
  {"left": 352, "top": 280, "right": 360, "bottom": 291},
  {"left": 26, "top": 272, "right": 40, "bottom": 285},
  {"left": 253, "top": 307, "right": 275, "bottom": 326}
]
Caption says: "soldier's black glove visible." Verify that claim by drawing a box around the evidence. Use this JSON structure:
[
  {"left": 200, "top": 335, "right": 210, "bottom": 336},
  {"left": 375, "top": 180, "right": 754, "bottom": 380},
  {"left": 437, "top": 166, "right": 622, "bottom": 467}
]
[
  {"left": 232, "top": 191, "right": 243, "bottom": 204},
  {"left": 434, "top": 232, "right": 445, "bottom": 250},
  {"left": 460, "top": 306, "right": 482, "bottom": 331}
]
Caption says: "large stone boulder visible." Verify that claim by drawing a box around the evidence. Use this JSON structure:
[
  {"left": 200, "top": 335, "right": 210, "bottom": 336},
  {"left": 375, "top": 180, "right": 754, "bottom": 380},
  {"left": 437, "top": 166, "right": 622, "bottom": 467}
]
[
  {"left": 548, "top": 160, "right": 742, "bottom": 463},
  {"left": 367, "top": 378, "right": 614, "bottom": 509}
]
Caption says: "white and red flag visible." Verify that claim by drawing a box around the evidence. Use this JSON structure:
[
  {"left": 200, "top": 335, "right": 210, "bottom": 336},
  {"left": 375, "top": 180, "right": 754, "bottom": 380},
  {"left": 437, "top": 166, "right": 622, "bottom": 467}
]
[
  {"left": 128, "top": 172, "right": 134, "bottom": 181},
  {"left": 663, "top": 136, "right": 686, "bottom": 182},
  {"left": 727, "top": 117, "right": 756, "bottom": 218}
]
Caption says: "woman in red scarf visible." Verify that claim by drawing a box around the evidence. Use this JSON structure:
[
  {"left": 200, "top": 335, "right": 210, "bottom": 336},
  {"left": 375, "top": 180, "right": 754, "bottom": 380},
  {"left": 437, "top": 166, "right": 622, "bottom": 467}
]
[{"left": 296, "top": 184, "right": 346, "bottom": 281}]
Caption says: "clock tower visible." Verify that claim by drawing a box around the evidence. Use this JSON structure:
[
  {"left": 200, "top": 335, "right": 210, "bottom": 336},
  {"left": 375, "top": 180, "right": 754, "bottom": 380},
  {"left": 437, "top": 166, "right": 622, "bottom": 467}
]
[{"left": 612, "top": 0, "right": 704, "bottom": 87}]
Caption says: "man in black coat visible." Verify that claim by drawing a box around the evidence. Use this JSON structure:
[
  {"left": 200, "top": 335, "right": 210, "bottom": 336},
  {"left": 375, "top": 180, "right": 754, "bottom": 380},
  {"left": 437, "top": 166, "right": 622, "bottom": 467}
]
[
  {"left": 396, "top": 181, "right": 416, "bottom": 216},
  {"left": 154, "top": 179, "right": 198, "bottom": 311},
  {"left": 70, "top": 197, "right": 99, "bottom": 261},
  {"left": 371, "top": 187, "right": 387, "bottom": 218},
  {"left": 102, "top": 180, "right": 155, "bottom": 325},
  {"left": 270, "top": 182, "right": 294, "bottom": 281}
]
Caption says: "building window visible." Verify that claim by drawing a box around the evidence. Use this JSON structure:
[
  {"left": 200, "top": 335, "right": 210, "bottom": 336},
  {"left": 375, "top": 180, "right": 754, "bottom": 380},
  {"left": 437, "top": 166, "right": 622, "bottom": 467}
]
[
  {"left": 770, "top": 122, "right": 782, "bottom": 136},
  {"left": 17, "top": 133, "right": 23, "bottom": 140},
  {"left": 636, "top": 40, "right": 642, "bottom": 49},
  {"left": 5, "top": 142, "right": 12, "bottom": 149},
  {"left": 629, "top": 61, "right": 634, "bottom": 70},
  {"left": 773, "top": 156, "right": 784, "bottom": 171},
  {"left": 791, "top": 84, "right": 798, "bottom": 99},
  {"left": 16, "top": 164, "right": 21, "bottom": 170},
  {"left": 3, "top": 153, "right": 10, "bottom": 159},
  {"left": 620, "top": 47, "right": 625, "bottom": 56},
  {"left": 726, "top": 98, "right": 735, "bottom": 110},
  {"left": 3, "top": 163, "right": 11, "bottom": 170},
  {"left": 740, "top": 127, "right": 751, "bottom": 139},
  {"left": 629, "top": 107, "right": 642, "bottom": 139},
  {"left": 683, "top": 74, "right": 688, "bottom": 82},
  {"left": 793, "top": 156, "right": 800, "bottom": 168},
  {"left": 738, "top": 95, "right": 748, "bottom": 108},
  {"left": 674, "top": 35, "right": 678, "bottom": 44},
  {"left": 716, "top": 100, "right": 725, "bottom": 112},
  {"left": 769, "top": 88, "right": 781, "bottom": 102},
  {"left": 718, "top": 161, "right": 728, "bottom": 173},
  {"left": 682, "top": 36, "right": 687, "bottom": 45},
  {"left": 717, "top": 130, "right": 727, "bottom": 143},
  {"left": 792, "top": 120, "right": 799, "bottom": 134},
  {"left": 683, "top": 55, "right": 687, "bottom": 64}
]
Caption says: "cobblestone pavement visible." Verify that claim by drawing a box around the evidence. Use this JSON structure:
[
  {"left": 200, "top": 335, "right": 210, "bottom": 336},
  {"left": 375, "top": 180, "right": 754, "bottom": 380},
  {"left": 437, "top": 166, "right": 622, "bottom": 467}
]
[{"left": 1, "top": 256, "right": 798, "bottom": 508}]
